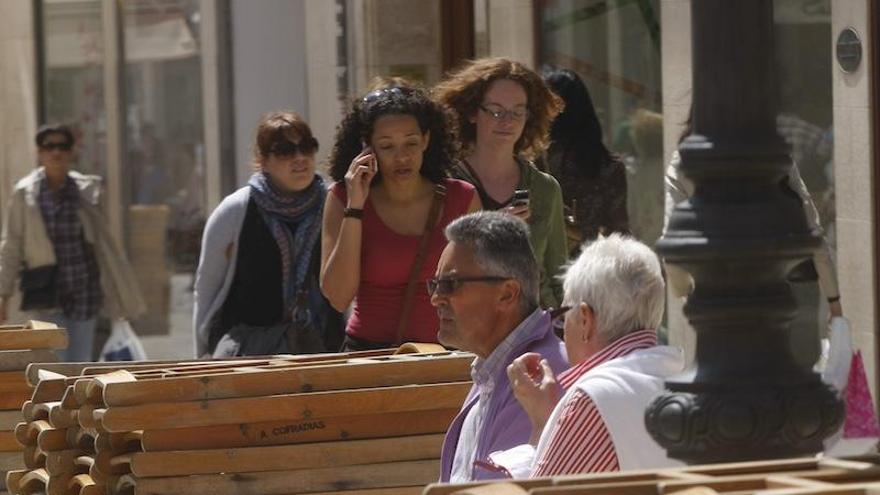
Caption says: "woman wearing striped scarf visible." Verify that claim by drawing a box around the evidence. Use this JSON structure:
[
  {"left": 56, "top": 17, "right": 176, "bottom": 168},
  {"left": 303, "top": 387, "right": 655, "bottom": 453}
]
[{"left": 193, "top": 111, "right": 341, "bottom": 358}]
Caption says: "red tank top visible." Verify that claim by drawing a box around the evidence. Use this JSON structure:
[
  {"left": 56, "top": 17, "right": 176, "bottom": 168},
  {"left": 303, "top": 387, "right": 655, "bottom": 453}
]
[{"left": 331, "top": 179, "right": 475, "bottom": 344}]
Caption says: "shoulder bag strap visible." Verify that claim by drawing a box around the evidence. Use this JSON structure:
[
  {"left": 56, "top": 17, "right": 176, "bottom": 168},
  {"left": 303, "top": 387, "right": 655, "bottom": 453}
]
[{"left": 395, "top": 183, "right": 447, "bottom": 345}]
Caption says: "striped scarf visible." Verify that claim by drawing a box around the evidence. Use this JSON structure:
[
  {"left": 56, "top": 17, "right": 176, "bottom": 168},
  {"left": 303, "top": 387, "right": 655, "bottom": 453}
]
[{"left": 248, "top": 171, "right": 326, "bottom": 322}]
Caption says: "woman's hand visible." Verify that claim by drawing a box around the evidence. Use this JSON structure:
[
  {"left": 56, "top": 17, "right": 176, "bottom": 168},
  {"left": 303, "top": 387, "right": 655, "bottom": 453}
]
[
  {"left": 504, "top": 203, "right": 531, "bottom": 222},
  {"left": 344, "top": 147, "right": 378, "bottom": 209},
  {"left": 507, "top": 352, "right": 561, "bottom": 441}
]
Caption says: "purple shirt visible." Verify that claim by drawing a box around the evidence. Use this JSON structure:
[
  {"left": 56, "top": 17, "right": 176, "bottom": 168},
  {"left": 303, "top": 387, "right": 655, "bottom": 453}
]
[{"left": 440, "top": 308, "right": 568, "bottom": 482}]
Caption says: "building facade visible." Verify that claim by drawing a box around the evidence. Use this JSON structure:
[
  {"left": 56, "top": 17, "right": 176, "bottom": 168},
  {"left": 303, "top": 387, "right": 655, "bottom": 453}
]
[{"left": 0, "top": 0, "right": 875, "bottom": 396}]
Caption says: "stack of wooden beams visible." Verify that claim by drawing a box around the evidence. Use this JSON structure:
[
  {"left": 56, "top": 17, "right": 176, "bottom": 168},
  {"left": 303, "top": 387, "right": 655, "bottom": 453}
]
[
  {"left": 7, "top": 346, "right": 473, "bottom": 495},
  {"left": 424, "top": 455, "right": 880, "bottom": 495},
  {"left": 0, "top": 321, "right": 66, "bottom": 494}
]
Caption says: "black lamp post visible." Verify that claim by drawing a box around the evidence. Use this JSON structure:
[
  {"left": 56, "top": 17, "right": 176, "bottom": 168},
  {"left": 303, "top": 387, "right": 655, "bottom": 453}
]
[{"left": 644, "top": 0, "right": 844, "bottom": 463}]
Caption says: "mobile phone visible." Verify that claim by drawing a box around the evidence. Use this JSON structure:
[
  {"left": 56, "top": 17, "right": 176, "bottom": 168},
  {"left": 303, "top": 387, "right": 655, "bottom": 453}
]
[{"left": 511, "top": 189, "right": 530, "bottom": 208}]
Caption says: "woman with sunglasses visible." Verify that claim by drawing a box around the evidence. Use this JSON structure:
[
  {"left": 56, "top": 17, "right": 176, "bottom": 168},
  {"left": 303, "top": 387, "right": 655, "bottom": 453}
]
[
  {"left": 0, "top": 124, "right": 146, "bottom": 361},
  {"left": 321, "top": 85, "right": 481, "bottom": 350},
  {"left": 194, "top": 111, "right": 340, "bottom": 357},
  {"left": 434, "top": 58, "right": 568, "bottom": 308}
]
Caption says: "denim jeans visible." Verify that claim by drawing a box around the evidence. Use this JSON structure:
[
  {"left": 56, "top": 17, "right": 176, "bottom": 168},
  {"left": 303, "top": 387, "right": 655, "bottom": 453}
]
[{"left": 33, "top": 312, "right": 97, "bottom": 362}]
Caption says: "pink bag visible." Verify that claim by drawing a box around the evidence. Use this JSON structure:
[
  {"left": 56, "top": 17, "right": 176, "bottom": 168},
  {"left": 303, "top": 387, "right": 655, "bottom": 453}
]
[{"left": 843, "top": 351, "right": 880, "bottom": 439}]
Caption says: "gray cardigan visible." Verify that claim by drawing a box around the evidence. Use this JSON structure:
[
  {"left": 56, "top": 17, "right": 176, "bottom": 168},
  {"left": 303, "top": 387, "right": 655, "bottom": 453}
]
[{"left": 193, "top": 186, "right": 251, "bottom": 357}]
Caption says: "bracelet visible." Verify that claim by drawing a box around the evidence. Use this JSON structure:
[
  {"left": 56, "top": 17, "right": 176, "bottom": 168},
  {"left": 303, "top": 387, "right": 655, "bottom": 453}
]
[
  {"left": 343, "top": 207, "right": 364, "bottom": 219},
  {"left": 827, "top": 295, "right": 841, "bottom": 303}
]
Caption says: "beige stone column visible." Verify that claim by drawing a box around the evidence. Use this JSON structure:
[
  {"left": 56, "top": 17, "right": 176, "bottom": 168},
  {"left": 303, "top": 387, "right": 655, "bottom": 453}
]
[
  {"left": 0, "top": 2, "right": 38, "bottom": 219},
  {"left": 660, "top": 0, "right": 695, "bottom": 364},
  {"left": 485, "top": 0, "right": 534, "bottom": 67},
  {"left": 831, "top": 0, "right": 876, "bottom": 395}
]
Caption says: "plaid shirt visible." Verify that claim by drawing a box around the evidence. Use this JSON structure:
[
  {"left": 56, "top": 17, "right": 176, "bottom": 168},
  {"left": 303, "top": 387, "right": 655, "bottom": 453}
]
[{"left": 38, "top": 175, "right": 102, "bottom": 319}]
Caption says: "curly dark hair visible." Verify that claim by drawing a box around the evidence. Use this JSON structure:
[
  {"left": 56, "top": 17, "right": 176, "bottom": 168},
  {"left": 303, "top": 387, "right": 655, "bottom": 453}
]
[
  {"left": 328, "top": 86, "right": 459, "bottom": 184},
  {"left": 433, "top": 58, "right": 563, "bottom": 160}
]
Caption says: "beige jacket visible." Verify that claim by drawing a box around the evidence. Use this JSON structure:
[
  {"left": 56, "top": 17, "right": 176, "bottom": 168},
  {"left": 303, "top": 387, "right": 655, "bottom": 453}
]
[{"left": 0, "top": 168, "right": 146, "bottom": 319}]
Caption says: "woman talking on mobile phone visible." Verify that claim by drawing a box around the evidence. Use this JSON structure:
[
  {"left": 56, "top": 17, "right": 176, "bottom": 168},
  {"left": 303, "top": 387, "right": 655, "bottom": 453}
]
[
  {"left": 321, "top": 84, "right": 480, "bottom": 351},
  {"left": 434, "top": 58, "right": 567, "bottom": 308}
]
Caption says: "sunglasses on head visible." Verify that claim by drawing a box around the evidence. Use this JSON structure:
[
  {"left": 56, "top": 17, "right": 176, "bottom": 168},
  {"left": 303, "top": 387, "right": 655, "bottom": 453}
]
[
  {"left": 268, "top": 137, "right": 318, "bottom": 157},
  {"left": 362, "top": 86, "right": 414, "bottom": 105},
  {"left": 40, "top": 142, "right": 73, "bottom": 152},
  {"left": 426, "top": 275, "right": 512, "bottom": 297}
]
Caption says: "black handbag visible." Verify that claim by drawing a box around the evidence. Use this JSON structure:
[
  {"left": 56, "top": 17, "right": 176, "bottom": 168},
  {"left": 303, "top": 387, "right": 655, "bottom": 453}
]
[{"left": 19, "top": 265, "right": 58, "bottom": 311}]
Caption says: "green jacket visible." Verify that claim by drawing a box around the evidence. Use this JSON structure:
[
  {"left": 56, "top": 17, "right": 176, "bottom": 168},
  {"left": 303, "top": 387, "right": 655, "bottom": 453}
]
[{"left": 452, "top": 159, "right": 568, "bottom": 307}]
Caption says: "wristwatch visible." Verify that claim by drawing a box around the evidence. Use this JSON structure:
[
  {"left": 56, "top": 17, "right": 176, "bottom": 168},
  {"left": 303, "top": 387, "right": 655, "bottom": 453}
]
[{"left": 343, "top": 207, "right": 364, "bottom": 219}]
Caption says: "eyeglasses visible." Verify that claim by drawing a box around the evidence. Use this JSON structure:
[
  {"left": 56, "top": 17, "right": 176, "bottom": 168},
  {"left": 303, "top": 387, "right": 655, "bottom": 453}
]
[
  {"left": 479, "top": 104, "right": 529, "bottom": 122},
  {"left": 550, "top": 305, "right": 573, "bottom": 339},
  {"left": 40, "top": 142, "right": 73, "bottom": 152},
  {"left": 426, "top": 276, "right": 512, "bottom": 297},
  {"left": 362, "top": 86, "right": 414, "bottom": 105},
  {"left": 268, "top": 137, "right": 318, "bottom": 157}
]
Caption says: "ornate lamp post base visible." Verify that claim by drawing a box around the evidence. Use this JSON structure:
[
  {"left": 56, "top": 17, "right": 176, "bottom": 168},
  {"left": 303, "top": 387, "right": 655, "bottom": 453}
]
[{"left": 644, "top": 0, "right": 845, "bottom": 461}]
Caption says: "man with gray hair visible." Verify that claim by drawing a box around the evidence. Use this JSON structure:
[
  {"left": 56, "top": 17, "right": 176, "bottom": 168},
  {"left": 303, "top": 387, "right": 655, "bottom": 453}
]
[
  {"left": 432, "top": 211, "right": 568, "bottom": 483},
  {"left": 497, "top": 234, "right": 685, "bottom": 477}
]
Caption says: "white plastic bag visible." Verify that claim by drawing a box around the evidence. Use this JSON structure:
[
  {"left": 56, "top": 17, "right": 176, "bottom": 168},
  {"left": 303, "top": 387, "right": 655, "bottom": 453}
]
[
  {"left": 100, "top": 319, "right": 148, "bottom": 361},
  {"left": 817, "top": 316, "right": 880, "bottom": 456}
]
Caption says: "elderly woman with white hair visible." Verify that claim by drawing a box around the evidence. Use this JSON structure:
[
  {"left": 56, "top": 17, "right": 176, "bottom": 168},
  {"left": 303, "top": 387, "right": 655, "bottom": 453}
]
[{"left": 495, "top": 234, "right": 685, "bottom": 478}]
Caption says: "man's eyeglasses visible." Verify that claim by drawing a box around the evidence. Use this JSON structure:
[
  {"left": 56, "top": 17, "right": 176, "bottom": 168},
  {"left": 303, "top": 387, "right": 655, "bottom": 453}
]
[
  {"left": 268, "top": 137, "right": 318, "bottom": 157},
  {"left": 426, "top": 276, "right": 512, "bottom": 297},
  {"left": 550, "top": 305, "right": 573, "bottom": 339},
  {"left": 40, "top": 142, "right": 73, "bottom": 152},
  {"left": 362, "top": 86, "right": 414, "bottom": 105},
  {"left": 479, "top": 104, "right": 529, "bottom": 122}
]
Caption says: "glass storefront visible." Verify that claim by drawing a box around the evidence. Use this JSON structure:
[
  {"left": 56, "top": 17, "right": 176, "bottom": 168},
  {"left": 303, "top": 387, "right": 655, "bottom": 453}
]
[
  {"left": 39, "top": 0, "right": 206, "bottom": 342},
  {"left": 536, "top": 0, "right": 664, "bottom": 246},
  {"left": 536, "top": 0, "right": 835, "bottom": 360}
]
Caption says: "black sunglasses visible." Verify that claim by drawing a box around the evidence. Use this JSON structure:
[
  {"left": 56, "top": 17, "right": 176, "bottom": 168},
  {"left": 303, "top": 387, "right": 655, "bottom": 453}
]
[
  {"left": 550, "top": 305, "right": 573, "bottom": 339},
  {"left": 268, "top": 137, "right": 318, "bottom": 157},
  {"left": 362, "top": 86, "right": 414, "bottom": 105},
  {"left": 426, "top": 276, "right": 512, "bottom": 297},
  {"left": 40, "top": 142, "right": 73, "bottom": 152}
]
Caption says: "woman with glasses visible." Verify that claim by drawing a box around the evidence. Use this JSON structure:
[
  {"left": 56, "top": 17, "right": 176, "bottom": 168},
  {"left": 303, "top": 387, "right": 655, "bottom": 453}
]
[
  {"left": 321, "top": 85, "right": 480, "bottom": 351},
  {"left": 0, "top": 124, "right": 146, "bottom": 361},
  {"left": 194, "top": 111, "right": 340, "bottom": 357},
  {"left": 434, "top": 58, "right": 568, "bottom": 308}
]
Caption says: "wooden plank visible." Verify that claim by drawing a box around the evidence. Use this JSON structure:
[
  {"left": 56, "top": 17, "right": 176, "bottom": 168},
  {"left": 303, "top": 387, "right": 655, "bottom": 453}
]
[
  {"left": 101, "top": 381, "right": 471, "bottom": 432},
  {"left": 0, "top": 431, "right": 22, "bottom": 451},
  {"left": 37, "top": 425, "right": 70, "bottom": 452},
  {"left": 0, "top": 349, "right": 57, "bottom": 372},
  {"left": 121, "top": 459, "right": 440, "bottom": 495},
  {"left": 48, "top": 404, "right": 77, "bottom": 429},
  {"left": 23, "top": 444, "right": 46, "bottom": 469},
  {"left": 31, "top": 378, "right": 70, "bottom": 404},
  {"left": 16, "top": 468, "right": 48, "bottom": 495},
  {"left": 4, "top": 469, "right": 26, "bottom": 494},
  {"left": 0, "top": 450, "right": 24, "bottom": 471},
  {"left": 444, "top": 483, "right": 529, "bottom": 495},
  {"left": 308, "top": 489, "right": 423, "bottom": 495},
  {"left": 128, "top": 433, "right": 443, "bottom": 477},
  {"left": 0, "top": 391, "right": 31, "bottom": 411},
  {"left": 101, "top": 354, "right": 472, "bottom": 406},
  {"left": 141, "top": 407, "right": 457, "bottom": 451},
  {"left": 45, "top": 449, "right": 84, "bottom": 476},
  {"left": 424, "top": 479, "right": 553, "bottom": 495},
  {"left": 0, "top": 410, "right": 22, "bottom": 430},
  {"left": 0, "top": 371, "right": 31, "bottom": 391},
  {"left": 0, "top": 329, "right": 67, "bottom": 351}
]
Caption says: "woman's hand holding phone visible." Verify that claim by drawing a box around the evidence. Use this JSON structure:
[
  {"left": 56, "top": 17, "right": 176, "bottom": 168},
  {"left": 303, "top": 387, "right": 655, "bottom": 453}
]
[
  {"left": 505, "top": 189, "right": 531, "bottom": 222},
  {"left": 344, "top": 145, "right": 378, "bottom": 208}
]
